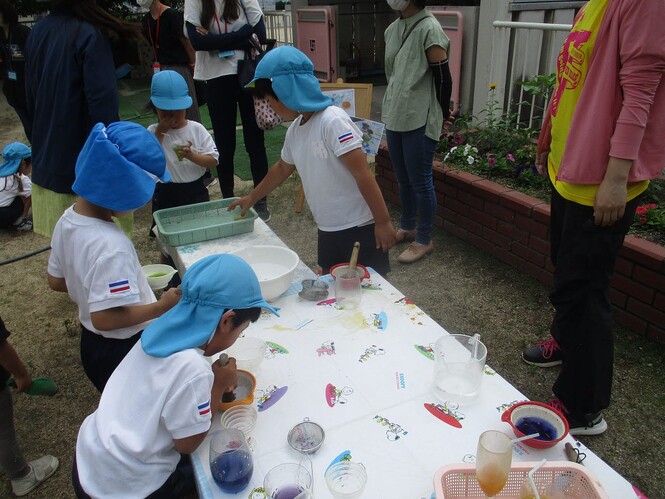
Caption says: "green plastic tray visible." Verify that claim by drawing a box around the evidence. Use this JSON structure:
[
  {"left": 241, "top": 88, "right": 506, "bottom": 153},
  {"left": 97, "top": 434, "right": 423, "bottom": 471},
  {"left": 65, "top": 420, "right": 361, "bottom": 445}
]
[{"left": 154, "top": 198, "right": 258, "bottom": 247}]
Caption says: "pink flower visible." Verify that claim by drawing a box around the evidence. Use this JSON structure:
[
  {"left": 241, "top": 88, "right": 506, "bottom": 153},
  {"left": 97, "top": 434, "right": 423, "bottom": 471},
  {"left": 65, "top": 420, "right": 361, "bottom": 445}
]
[
  {"left": 505, "top": 153, "right": 515, "bottom": 162},
  {"left": 639, "top": 217, "right": 648, "bottom": 225},
  {"left": 487, "top": 154, "right": 496, "bottom": 169},
  {"left": 636, "top": 206, "right": 648, "bottom": 216}
]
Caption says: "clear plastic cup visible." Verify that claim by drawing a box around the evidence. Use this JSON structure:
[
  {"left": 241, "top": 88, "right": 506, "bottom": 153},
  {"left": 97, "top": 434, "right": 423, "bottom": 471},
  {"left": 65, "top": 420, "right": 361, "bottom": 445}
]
[
  {"left": 263, "top": 462, "right": 312, "bottom": 499},
  {"left": 432, "top": 334, "right": 487, "bottom": 404},
  {"left": 220, "top": 405, "right": 258, "bottom": 436},
  {"left": 334, "top": 274, "right": 361, "bottom": 310},
  {"left": 324, "top": 461, "right": 367, "bottom": 499}
]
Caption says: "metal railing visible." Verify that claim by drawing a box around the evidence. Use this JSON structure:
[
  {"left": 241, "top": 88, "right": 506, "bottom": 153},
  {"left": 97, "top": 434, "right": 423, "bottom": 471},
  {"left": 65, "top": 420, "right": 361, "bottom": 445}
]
[
  {"left": 264, "top": 11, "right": 293, "bottom": 47},
  {"left": 489, "top": 20, "right": 572, "bottom": 129}
]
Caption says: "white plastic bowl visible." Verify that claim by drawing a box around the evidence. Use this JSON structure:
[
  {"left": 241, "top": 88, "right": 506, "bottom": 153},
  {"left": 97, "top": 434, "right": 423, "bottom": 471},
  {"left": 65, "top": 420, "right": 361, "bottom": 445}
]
[
  {"left": 225, "top": 337, "right": 267, "bottom": 371},
  {"left": 141, "top": 264, "right": 178, "bottom": 291},
  {"left": 230, "top": 245, "right": 299, "bottom": 301}
]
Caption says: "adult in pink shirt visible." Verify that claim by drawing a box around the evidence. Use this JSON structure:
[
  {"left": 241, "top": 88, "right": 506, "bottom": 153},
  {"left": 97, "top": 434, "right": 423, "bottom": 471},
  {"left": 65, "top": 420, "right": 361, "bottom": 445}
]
[{"left": 522, "top": 0, "right": 665, "bottom": 436}]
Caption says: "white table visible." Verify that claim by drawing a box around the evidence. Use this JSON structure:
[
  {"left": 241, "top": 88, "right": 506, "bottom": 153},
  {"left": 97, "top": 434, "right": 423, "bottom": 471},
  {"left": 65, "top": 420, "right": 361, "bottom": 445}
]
[{"left": 167, "top": 224, "right": 636, "bottom": 499}]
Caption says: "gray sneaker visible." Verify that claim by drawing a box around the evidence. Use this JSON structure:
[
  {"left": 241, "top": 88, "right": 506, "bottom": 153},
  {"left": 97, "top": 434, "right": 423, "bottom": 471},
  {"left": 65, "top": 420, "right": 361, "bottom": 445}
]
[{"left": 11, "top": 455, "right": 59, "bottom": 497}]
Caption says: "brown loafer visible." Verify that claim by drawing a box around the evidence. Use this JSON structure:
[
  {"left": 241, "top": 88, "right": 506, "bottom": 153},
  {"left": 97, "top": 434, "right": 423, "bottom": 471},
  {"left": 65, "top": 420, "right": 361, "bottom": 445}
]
[
  {"left": 397, "top": 241, "right": 434, "bottom": 264},
  {"left": 395, "top": 229, "right": 417, "bottom": 244}
]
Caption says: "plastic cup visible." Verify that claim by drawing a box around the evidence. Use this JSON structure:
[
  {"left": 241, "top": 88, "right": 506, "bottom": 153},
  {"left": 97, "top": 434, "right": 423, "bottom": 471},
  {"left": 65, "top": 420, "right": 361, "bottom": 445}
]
[
  {"left": 432, "top": 334, "right": 487, "bottom": 404},
  {"left": 263, "top": 463, "right": 312, "bottom": 499},
  {"left": 335, "top": 274, "right": 361, "bottom": 310},
  {"left": 324, "top": 461, "right": 367, "bottom": 499},
  {"left": 172, "top": 142, "right": 188, "bottom": 161},
  {"left": 220, "top": 405, "right": 258, "bottom": 436},
  {"left": 209, "top": 428, "right": 253, "bottom": 493}
]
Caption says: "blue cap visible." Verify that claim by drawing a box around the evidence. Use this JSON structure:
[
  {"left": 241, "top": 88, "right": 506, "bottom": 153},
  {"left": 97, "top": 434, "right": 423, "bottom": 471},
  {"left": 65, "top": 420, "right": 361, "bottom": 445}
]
[
  {"left": 248, "top": 46, "right": 333, "bottom": 112},
  {"left": 0, "top": 142, "right": 31, "bottom": 177},
  {"left": 73, "top": 122, "right": 170, "bottom": 211},
  {"left": 151, "top": 70, "right": 193, "bottom": 111},
  {"left": 141, "top": 254, "right": 279, "bottom": 358}
]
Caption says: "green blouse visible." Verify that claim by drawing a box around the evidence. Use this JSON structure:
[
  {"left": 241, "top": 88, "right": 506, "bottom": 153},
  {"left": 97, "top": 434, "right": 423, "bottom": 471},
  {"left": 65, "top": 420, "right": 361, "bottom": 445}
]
[{"left": 382, "top": 10, "right": 450, "bottom": 141}]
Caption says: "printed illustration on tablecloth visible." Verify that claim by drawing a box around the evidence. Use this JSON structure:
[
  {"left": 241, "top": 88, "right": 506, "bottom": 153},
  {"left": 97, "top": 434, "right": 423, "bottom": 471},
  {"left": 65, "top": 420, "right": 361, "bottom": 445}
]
[
  {"left": 317, "top": 297, "right": 337, "bottom": 308},
  {"left": 484, "top": 365, "right": 497, "bottom": 376},
  {"left": 264, "top": 341, "right": 288, "bottom": 359},
  {"left": 394, "top": 371, "right": 407, "bottom": 390},
  {"left": 361, "top": 280, "right": 382, "bottom": 291},
  {"left": 178, "top": 244, "right": 201, "bottom": 254},
  {"left": 415, "top": 344, "right": 435, "bottom": 360},
  {"left": 373, "top": 415, "right": 408, "bottom": 441},
  {"left": 248, "top": 487, "right": 266, "bottom": 499},
  {"left": 395, "top": 296, "right": 426, "bottom": 325},
  {"left": 496, "top": 399, "right": 528, "bottom": 413},
  {"left": 368, "top": 311, "right": 388, "bottom": 331},
  {"left": 316, "top": 340, "right": 336, "bottom": 357},
  {"left": 424, "top": 402, "right": 465, "bottom": 429},
  {"left": 325, "top": 383, "right": 354, "bottom": 407},
  {"left": 256, "top": 385, "right": 288, "bottom": 412},
  {"left": 358, "top": 344, "right": 385, "bottom": 363},
  {"left": 462, "top": 454, "right": 476, "bottom": 464},
  {"left": 326, "top": 450, "right": 352, "bottom": 474}
]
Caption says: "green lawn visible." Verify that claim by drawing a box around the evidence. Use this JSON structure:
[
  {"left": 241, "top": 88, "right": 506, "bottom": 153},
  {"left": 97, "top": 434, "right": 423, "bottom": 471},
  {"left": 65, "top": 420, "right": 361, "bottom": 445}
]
[{"left": 117, "top": 76, "right": 286, "bottom": 180}]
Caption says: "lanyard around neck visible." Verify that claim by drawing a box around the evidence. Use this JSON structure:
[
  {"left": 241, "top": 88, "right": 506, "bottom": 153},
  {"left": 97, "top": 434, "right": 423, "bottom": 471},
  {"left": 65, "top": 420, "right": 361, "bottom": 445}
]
[
  {"left": 213, "top": 11, "right": 227, "bottom": 34},
  {"left": 148, "top": 5, "right": 163, "bottom": 62}
]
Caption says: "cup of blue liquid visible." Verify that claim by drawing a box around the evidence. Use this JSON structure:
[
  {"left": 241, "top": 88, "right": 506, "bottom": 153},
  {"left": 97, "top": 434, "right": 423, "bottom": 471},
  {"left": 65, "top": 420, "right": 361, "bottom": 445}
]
[
  {"left": 263, "top": 462, "right": 312, "bottom": 499},
  {"left": 209, "top": 428, "right": 254, "bottom": 493}
]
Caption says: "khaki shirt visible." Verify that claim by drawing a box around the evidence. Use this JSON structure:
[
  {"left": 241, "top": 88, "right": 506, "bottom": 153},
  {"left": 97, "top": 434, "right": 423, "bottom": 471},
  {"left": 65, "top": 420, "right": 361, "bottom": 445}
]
[{"left": 382, "top": 10, "right": 450, "bottom": 141}]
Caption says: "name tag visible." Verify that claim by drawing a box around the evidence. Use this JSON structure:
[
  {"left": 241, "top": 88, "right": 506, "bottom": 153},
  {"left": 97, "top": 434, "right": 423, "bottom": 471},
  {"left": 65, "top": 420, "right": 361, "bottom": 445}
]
[
  {"left": 7, "top": 71, "right": 17, "bottom": 81},
  {"left": 152, "top": 62, "right": 161, "bottom": 74}
]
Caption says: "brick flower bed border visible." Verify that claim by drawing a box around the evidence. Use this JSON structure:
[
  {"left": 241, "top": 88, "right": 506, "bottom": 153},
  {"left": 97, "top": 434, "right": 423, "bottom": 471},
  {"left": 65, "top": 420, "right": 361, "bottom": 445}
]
[{"left": 375, "top": 145, "right": 665, "bottom": 344}]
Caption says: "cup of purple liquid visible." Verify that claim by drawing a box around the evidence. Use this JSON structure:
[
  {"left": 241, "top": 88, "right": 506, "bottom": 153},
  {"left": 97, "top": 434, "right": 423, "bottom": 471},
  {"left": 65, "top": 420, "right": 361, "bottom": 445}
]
[
  {"left": 263, "top": 462, "right": 312, "bottom": 499},
  {"left": 209, "top": 428, "right": 254, "bottom": 493}
]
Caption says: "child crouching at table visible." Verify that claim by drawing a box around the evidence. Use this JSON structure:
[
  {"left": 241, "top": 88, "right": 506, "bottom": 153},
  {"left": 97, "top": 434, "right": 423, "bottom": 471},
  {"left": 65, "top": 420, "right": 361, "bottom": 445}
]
[
  {"left": 0, "top": 142, "right": 33, "bottom": 232},
  {"left": 72, "top": 254, "right": 278, "bottom": 498},
  {"left": 229, "top": 46, "right": 396, "bottom": 275},
  {"left": 47, "top": 122, "right": 181, "bottom": 393}
]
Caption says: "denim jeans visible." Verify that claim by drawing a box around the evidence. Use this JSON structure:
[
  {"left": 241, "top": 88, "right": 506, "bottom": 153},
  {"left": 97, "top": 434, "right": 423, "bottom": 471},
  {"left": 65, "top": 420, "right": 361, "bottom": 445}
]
[{"left": 385, "top": 126, "right": 437, "bottom": 244}]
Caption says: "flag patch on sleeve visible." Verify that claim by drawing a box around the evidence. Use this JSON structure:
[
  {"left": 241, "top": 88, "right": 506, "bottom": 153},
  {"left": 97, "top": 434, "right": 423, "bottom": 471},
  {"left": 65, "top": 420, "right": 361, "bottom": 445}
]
[
  {"left": 338, "top": 132, "right": 354, "bottom": 144},
  {"left": 108, "top": 280, "right": 131, "bottom": 294},
  {"left": 198, "top": 400, "right": 211, "bottom": 416}
]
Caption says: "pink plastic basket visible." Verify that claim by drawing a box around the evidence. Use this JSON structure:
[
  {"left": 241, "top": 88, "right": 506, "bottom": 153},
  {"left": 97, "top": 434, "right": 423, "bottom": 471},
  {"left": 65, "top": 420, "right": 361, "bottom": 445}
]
[{"left": 434, "top": 462, "right": 608, "bottom": 498}]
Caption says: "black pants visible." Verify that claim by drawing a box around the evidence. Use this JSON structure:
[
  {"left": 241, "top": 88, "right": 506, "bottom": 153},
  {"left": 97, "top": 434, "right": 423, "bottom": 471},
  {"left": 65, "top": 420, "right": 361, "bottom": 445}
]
[
  {"left": 206, "top": 74, "right": 268, "bottom": 200},
  {"left": 80, "top": 325, "right": 142, "bottom": 393},
  {"left": 318, "top": 223, "right": 390, "bottom": 276},
  {"left": 0, "top": 197, "right": 23, "bottom": 229},
  {"left": 548, "top": 185, "right": 640, "bottom": 417}
]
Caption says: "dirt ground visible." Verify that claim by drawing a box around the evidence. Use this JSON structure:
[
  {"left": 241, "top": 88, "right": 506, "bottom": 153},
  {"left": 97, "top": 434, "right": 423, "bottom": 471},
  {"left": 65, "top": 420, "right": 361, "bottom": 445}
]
[{"left": 1, "top": 94, "right": 664, "bottom": 498}]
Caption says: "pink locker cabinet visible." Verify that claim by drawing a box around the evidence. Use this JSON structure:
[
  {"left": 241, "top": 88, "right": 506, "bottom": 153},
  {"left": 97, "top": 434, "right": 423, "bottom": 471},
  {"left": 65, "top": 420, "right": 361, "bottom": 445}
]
[{"left": 295, "top": 6, "right": 338, "bottom": 83}]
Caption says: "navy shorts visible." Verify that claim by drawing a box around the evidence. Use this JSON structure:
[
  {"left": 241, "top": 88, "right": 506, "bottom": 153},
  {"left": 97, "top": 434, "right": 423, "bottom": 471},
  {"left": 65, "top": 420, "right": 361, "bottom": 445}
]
[{"left": 318, "top": 223, "right": 390, "bottom": 276}]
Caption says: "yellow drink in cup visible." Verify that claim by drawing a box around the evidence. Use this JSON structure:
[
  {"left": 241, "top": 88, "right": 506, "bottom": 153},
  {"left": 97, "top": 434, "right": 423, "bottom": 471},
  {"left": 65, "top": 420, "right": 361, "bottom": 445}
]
[{"left": 172, "top": 142, "right": 188, "bottom": 161}]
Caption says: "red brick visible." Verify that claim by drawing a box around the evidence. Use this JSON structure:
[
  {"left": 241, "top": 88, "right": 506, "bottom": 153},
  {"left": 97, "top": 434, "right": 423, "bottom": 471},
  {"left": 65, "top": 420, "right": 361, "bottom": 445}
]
[
  {"left": 609, "top": 288, "right": 627, "bottom": 308},
  {"left": 646, "top": 324, "right": 665, "bottom": 344},
  {"left": 446, "top": 197, "right": 470, "bottom": 216},
  {"left": 499, "top": 191, "right": 544, "bottom": 216},
  {"left": 444, "top": 169, "right": 483, "bottom": 189},
  {"left": 484, "top": 203, "right": 515, "bottom": 223},
  {"left": 626, "top": 298, "right": 665, "bottom": 327},
  {"left": 472, "top": 180, "right": 513, "bottom": 202},
  {"left": 611, "top": 274, "right": 654, "bottom": 303},
  {"left": 532, "top": 203, "right": 552, "bottom": 224},
  {"left": 511, "top": 242, "right": 546, "bottom": 267},
  {"left": 494, "top": 248, "right": 527, "bottom": 272},
  {"left": 432, "top": 160, "right": 445, "bottom": 171},
  {"left": 467, "top": 231, "right": 496, "bottom": 256},
  {"left": 613, "top": 309, "right": 647, "bottom": 335},
  {"left": 468, "top": 206, "right": 497, "bottom": 230},
  {"left": 377, "top": 144, "right": 390, "bottom": 157},
  {"left": 524, "top": 261, "right": 553, "bottom": 286},
  {"left": 528, "top": 235, "right": 550, "bottom": 258},
  {"left": 515, "top": 214, "right": 549, "bottom": 240},
  {"left": 614, "top": 257, "right": 633, "bottom": 277},
  {"left": 434, "top": 214, "right": 444, "bottom": 228},
  {"left": 545, "top": 260, "right": 555, "bottom": 273},
  {"left": 482, "top": 227, "right": 511, "bottom": 249},
  {"left": 497, "top": 221, "right": 529, "bottom": 245},
  {"left": 458, "top": 215, "right": 483, "bottom": 236},
  {"left": 619, "top": 237, "right": 665, "bottom": 271},
  {"left": 442, "top": 207, "right": 460, "bottom": 225},
  {"left": 384, "top": 192, "right": 400, "bottom": 206},
  {"left": 655, "top": 293, "right": 665, "bottom": 311},
  {"left": 433, "top": 169, "right": 447, "bottom": 184},
  {"left": 441, "top": 183, "right": 457, "bottom": 199},
  {"left": 376, "top": 176, "right": 395, "bottom": 192},
  {"left": 458, "top": 190, "right": 485, "bottom": 211},
  {"left": 443, "top": 220, "right": 468, "bottom": 241},
  {"left": 632, "top": 266, "right": 665, "bottom": 293}
]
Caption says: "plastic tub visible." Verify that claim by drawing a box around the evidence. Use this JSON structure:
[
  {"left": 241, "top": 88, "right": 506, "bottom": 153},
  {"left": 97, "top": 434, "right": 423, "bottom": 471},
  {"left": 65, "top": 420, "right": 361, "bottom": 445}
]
[{"left": 229, "top": 245, "right": 299, "bottom": 301}]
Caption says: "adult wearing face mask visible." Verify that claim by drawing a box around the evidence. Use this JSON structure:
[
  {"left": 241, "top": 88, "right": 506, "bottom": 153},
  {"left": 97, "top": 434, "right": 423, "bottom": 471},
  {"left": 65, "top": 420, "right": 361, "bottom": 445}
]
[
  {"left": 383, "top": 0, "right": 452, "bottom": 264},
  {"left": 138, "top": 0, "right": 202, "bottom": 123}
]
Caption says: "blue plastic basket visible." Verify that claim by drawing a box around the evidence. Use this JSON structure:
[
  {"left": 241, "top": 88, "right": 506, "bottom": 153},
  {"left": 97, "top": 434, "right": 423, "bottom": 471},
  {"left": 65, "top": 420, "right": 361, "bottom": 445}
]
[{"left": 154, "top": 198, "right": 258, "bottom": 247}]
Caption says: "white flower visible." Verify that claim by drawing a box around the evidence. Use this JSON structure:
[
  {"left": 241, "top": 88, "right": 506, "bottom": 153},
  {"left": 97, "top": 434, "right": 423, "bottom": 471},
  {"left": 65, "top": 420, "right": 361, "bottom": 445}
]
[
  {"left": 450, "top": 146, "right": 458, "bottom": 153},
  {"left": 467, "top": 156, "right": 476, "bottom": 165},
  {"left": 471, "top": 147, "right": 478, "bottom": 154},
  {"left": 463, "top": 144, "right": 471, "bottom": 155},
  {"left": 444, "top": 153, "right": 450, "bottom": 161}
]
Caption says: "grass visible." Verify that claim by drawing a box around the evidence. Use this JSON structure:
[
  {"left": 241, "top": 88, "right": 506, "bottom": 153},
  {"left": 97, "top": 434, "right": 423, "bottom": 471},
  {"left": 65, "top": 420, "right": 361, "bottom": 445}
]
[{"left": 118, "top": 76, "right": 288, "bottom": 181}]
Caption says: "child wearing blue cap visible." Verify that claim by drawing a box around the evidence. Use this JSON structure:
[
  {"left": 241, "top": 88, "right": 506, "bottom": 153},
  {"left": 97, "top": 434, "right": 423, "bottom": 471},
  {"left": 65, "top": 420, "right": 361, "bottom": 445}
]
[
  {"left": 73, "top": 254, "right": 278, "bottom": 498},
  {"left": 47, "top": 122, "right": 182, "bottom": 393},
  {"left": 0, "top": 142, "right": 33, "bottom": 232},
  {"left": 229, "top": 46, "right": 397, "bottom": 275},
  {"left": 148, "top": 70, "right": 219, "bottom": 233}
]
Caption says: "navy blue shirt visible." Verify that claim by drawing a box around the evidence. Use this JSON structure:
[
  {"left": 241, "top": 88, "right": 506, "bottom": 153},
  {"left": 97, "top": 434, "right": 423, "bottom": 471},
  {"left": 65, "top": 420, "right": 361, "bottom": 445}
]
[
  {"left": 1, "top": 23, "right": 31, "bottom": 110},
  {"left": 25, "top": 8, "right": 119, "bottom": 194}
]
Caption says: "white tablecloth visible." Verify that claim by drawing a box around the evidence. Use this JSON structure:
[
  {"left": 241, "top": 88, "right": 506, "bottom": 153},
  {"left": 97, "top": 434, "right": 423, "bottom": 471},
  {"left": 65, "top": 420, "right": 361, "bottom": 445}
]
[{"left": 167, "top": 224, "right": 636, "bottom": 499}]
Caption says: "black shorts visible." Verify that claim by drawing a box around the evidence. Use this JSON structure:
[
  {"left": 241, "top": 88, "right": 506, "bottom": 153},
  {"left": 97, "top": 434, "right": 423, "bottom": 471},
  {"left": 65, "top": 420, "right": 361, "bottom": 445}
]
[
  {"left": 318, "top": 223, "right": 390, "bottom": 276},
  {"left": 150, "top": 176, "right": 209, "bottom": 235},
  {"left": 0, "top": 197, "right": 23, "bottom": 229}
]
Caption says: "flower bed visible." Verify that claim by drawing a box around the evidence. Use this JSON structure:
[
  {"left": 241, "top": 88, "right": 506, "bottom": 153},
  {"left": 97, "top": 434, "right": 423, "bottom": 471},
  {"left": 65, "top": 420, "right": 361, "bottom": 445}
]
[{"left": 375, "top": 145, "right": 665, "bottom": 344}]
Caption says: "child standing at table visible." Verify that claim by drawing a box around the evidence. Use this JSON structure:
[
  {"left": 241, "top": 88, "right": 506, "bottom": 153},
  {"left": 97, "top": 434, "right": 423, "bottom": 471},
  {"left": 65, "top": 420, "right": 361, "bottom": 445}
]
[
  {"left": 47, "top": 122, "right": 181, "bottom": 393},
  {"left": 0, "top": 142, "right": 33, "bottom": 232},
  {"left": 72, "top": 254, "right": 278, "bottom": 498},
  {"left": 229, "top": 46, "right": 396, "bottom": 275},
  {"left": 148, "top": 70, "right": 218, "bottom": 227}
]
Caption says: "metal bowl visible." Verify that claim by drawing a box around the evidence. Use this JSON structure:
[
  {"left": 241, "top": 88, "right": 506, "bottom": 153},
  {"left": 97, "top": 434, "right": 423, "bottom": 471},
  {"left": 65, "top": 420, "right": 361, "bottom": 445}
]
[
  {"left": 299, "top": 279, "right": 329, "bottom": 301},
  {"left": 288, "top": 418, "right": 325, "bottom": 454}
]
